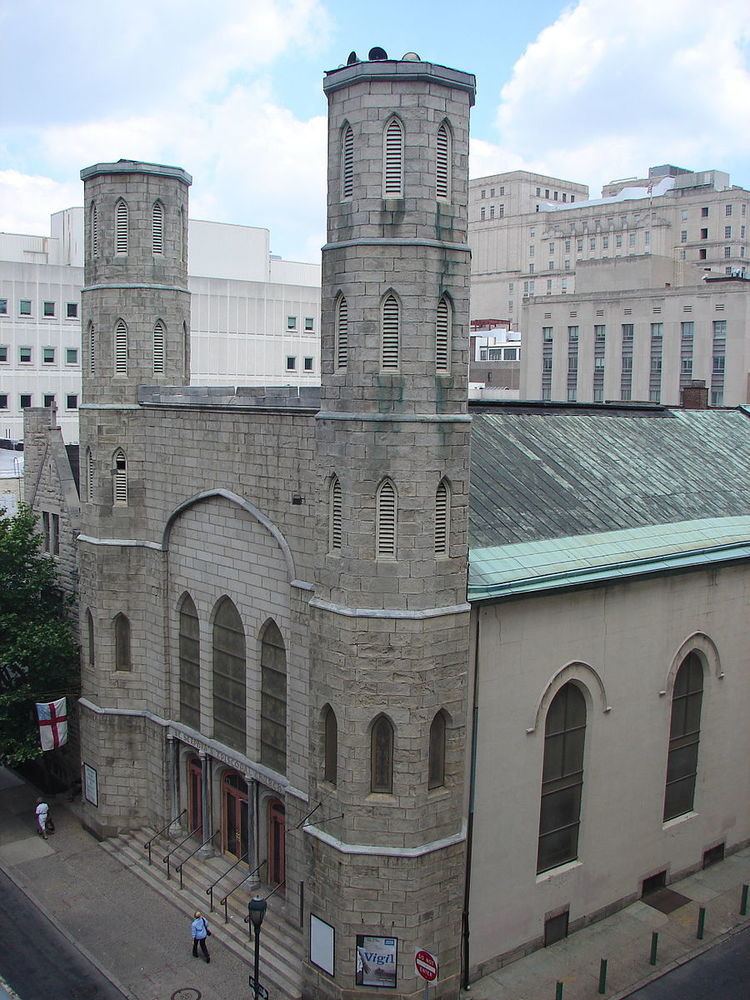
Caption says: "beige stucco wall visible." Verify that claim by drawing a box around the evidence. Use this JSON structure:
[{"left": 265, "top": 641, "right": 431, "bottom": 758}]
[{"left": 468, "top": 564, "right": 750, "bottom": 978}]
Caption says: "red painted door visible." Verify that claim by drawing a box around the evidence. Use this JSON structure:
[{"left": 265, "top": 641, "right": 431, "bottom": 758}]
[{"left": 268, "top": 799, "right": 286, "bottom": 887}]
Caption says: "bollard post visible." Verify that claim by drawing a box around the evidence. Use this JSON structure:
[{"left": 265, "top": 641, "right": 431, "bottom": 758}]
[
  {"left": 649, "top": 931, "right": 659, "bottom": 966},
  {"left": 555, "top": 982, "right": 564, "bottom": 1000},
  {"left": 697, "top": 906, "right": 706, "bottom": 940},
  {"left": 741, "top": 884, "right": 749, "bottom": 917},
  {"left": 598, "top": 958, "right": 607, "bottom": 994}
]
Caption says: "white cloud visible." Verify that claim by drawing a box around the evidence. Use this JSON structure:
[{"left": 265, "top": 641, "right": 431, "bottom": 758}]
[
  {"left": 0, "top": 172, "right": 81, "bottom": 236},
  {"left": 488, "top": 0, "right": 750, "bottom": 194}
]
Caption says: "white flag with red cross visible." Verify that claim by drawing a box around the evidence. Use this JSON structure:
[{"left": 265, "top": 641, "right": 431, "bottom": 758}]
[{"left": 36, "top": 698, "right": 68, "bottom": 751}]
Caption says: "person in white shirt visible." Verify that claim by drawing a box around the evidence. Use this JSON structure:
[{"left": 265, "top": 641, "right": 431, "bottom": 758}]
[{"left": 35, "top": 798, "right": 49, "bottom": 840}]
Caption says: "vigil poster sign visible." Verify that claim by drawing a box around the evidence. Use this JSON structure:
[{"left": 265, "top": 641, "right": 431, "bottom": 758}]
[{"left": 355, "top": 935, "right": 398, "bottom": 988}]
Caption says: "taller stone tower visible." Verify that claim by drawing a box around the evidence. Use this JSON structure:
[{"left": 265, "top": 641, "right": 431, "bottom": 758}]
[
  {"left": 306, "top": 54, "right": 475, "bottom": 999},
  {"left": 78, "top": 161, "right": 191, "bottom": 835}
]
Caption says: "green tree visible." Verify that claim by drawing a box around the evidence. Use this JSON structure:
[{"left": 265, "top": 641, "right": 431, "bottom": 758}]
[{"left": 0, "top": 503, "right": 78, "bottom": 766}]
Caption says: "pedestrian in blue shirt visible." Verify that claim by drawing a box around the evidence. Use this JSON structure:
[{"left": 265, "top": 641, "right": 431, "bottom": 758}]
[{"left": 191, "top": 910, "right": 211, "bottom": 962}]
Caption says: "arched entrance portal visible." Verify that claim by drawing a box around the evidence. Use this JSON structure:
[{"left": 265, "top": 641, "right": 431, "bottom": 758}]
[
  {"left": 187, "top": 756, "right": 202, "bottom": 838},
  {"left": 268, "top": 798, "right": 286, "bottom": 887},
  {"left": 222, "top": 771, "right": 248, "bottom": 860}
]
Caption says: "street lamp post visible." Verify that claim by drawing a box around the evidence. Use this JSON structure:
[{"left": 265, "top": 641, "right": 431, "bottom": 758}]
[{"left": 248, "top": 894, "right": 267, "bottom": 999}]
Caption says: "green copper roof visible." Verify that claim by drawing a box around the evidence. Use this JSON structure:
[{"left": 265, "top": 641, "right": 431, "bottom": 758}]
[{"left": 468, "top": 406, "right": 750, "bottom": 600}]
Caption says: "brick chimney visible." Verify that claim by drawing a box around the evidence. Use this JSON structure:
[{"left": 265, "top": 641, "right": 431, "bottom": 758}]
[{"left": 681, "top": 379, "right": 709, "bottom": 409}]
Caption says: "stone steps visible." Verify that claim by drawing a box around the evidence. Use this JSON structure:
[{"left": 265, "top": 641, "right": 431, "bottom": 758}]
[{"left": 101, "top": 826, "right": 303, "bottom": 999}]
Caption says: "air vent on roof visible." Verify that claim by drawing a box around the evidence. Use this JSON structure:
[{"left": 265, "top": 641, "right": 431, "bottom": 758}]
[{"left": 369, "top": 46, "right": 388, "bottom": 60}]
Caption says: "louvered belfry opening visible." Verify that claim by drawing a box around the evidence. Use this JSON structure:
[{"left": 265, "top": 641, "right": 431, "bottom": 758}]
[
  {"left": 153, "top": 320, "right": 165, "bottom": 374},
  {"left": 342, "top": 124, "right": 354, "bottom": 199},
  {"left": 115, "top": 199, "right": 128, "bottom": 254},
  {"left": 330, "top": 475, "right": 342, "bottom": 551},
  {"left": 436, "top": 296, "right": 451, "bottom": 373},
  {"left": 335, "top": 294, "right": 348, "bottom": 370},
  {"left": 435, "top": 479, "right": 449, "bottom": 555},
  {"left": 114, "top": 319, "right": 128, "bottom": 374},
  {"left": 152, "top": 200, "right": 164, "bottom": 254},
  {"left": 85, "top": 448, "right": 94, "bottom": 503},
  {"left": 436, "top": 122, "right": 451, "bottom": 201},
  {"left": 89, "top": 322, "right": 96, "bottom": 375},
  {"left": 91, "top": 203, "right": 98, "bottom": 257},
  {"left": 113, "top": 449, "right": 128, "bottom": 506},
  {"left": 383, "top": 117, "right": 404, "bottom": 197},
  {"left": 376, "top": 479, "right": 397, "bottom": 557},
  {"left": 381, "top": 293, "right": 400, "bottom": 371}
]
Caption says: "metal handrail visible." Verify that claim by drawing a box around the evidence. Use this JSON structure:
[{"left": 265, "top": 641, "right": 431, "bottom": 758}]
[
  {"left": 144, "top": 808, "right": 186, "bottom": 865},
  {"left": 176, "top": 829, "right": 221, "bottom": 890},
  {"left": 206, "top": 849, "right": 248, "bottom": 912},
  {"left": 163, "top": 824, "right": 202, "bottom": 880},
  {"left": 220, "top": 859, "right": 267, "bottom": 924}
]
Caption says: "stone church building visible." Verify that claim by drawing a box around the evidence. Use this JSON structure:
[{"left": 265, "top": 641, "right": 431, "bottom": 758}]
[{"left": 24, "top": 52, "right": 750, "bottom": 1000}]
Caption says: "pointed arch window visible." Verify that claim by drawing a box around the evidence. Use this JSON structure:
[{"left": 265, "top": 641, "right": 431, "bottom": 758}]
[
  {"left": 152, "top": 200, "right": 164, "bottom": 254},
  {"left": 383, "top": 117, "right": 404, "bottom": 197},
  {"left": 335, "top": 294, "right": 348, "bottom": 370},
  {"left": 436, "top": 122, "right": 451, "bottom": 201},
  {"left": 323, "top": 705, "right": 338, "bottom": 785},
  {"left": 381, "top": 293, "right": 400, "bottom": 371},
  {"left": 342, "top": 124, "right": 354, "bottom": 199},
  {"left": 90, "top": 202, "right": 98, "bottom": 258},
  {"left": 260, "top": 620, "right": 287, "bottom": 774},
  {"left": 183, "top": 321, "right": 189, "bottom": 380},
  {"left": 376, "top": 478, "right": 397, "bottom": 558},
  {"left": 537, "top": 682, "right": 586, "bottom": 874},
  {"left": 179, "top": 207, "right": 185, "bottom": 264},
  {"left": 178, "top": 594, "right": 200, "bottom": 730},
  {"left": 664, "top": 652, "right": 704, "bottom": 821},
  {"left": 436, "top": 296, "right": 451, "bottom": 373},
  {"left": 212, "top": 597, "right": 246, "bottom": 752},
  {"left": 153, "top": 320, "right": 165, "bottom": 374},
  {"left": 114, "top": 613, "right": 131, "bottom": 671},
  {"left": 85, "top": 447, "right": 94, "bottom": 503},
  {"left": 329, "top": 475, "right": 342, "bottom": 552},
  {"left": 435, "top": 478, "right": 450, "bottom": 556},
  {"left": 114, "top": 319, "right": 128, "bottom": 375},
  {"left": 88, "top": 321, "right": 96, "bottom": 375},
  {"left": 428, "top": 711, "right": 447, "bottom": 789},
  {"left": 112, "top": 449, "right": 128, "bottom": 506},
  {"left": 371, "top": 714, "right": 394, "bottom": 793},
  {"left": 86, "top": 608, "right": 95, "bottom": 667},
  {"left": 115, "top": 199, "right": 128, "bottom": 255}
]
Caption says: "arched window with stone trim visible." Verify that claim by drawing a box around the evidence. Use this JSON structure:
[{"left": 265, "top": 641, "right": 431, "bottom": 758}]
[
  {"left": 435, "top": 478, "right": 450, "bottom": 556},
  {"left": 428, "top": 710, "right": 447, "bottom": 789},
  {"left": 335, "top": 293, "right": 348, "bottom": 371},
  {"left": 88, "top": 322, "right": 96, "bottom": 375},
  {"left": 153, "top": 319, "right": 165, "bottom": 374},
  {"left": 114, "top": 319, "right": 128, "bottom": 375},
  {"left": 212, "top": 597, "right": 246, "bottom": 753},
  {"left": 115, "top": 199, "right": 128, "bottom": 255},
  {"left": 537, "top": 681, "right": 586, "bottom": 873},
  {"left": 436, "top": 121, "right": 452, "bottom": 201},
  {"left": 260, "top": 620, "right": 287, "bottom": 774},
  {"left": 381, "top": 292, "right": 400, "bottom": 372},
  {"left": 114, "top": 613, "right": 131, "bottom": 671},
  {"left": 179, "top": 206, "right": 185, "bottom": 263},
  {"left": 86, "top": 608, "right": 95, "bottom": 667},
  {"left": 90, "top": 202, "right": 98, "bottom": 258},
  {"left": 664, "top": 651, "right": 704, "bottom": 821},
  {"left": 436, "top": 295, "right": 451, "bottom": 374},
  {"left": 383, "top": 116, "right": 404, "bottom": 197},
  {"left": 178, "top": 593, "right": 200, "bottom": 730},
  {"left": 112, "top": 449, "right": 127, "bottom": 506},
  {"left": 323, "top": 704, "right": 338, "bottom": 785},
  {"left": 329, "top": 474, "right": 342, "bottom": 552},
  {"left": 376, "top": 478, "right": 397, "bottom": 558},
  {"left": 341, "top": 123, "right": 354, "bottom": 199},
  {"left": 85, "top": 448, "right": 94, "bottom": 503},
  {"left": 371, "top": 714, "right": 394, "bottom": 794},
  {"left": 152, "top": 200, "right": 164, "bottom": 254}
]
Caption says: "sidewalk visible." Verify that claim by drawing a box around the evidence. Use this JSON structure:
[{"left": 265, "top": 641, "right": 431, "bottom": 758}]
[
  {"left": 0, "top": 767, "right": 257, "bottom": 1000},
  {"left": 465, "top": 847, "right": 750, "bottom": 1000}
]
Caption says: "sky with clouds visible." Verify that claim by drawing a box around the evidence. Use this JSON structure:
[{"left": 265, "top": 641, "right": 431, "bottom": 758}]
[{"left": 1, "top": 0, "right": 749, "bottom": 261}]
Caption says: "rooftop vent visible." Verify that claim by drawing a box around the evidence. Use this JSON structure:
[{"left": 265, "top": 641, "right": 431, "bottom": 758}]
[
  {"left": 402, "top": 51, "right": 421, "bottom": 61},
  {"left": 368, "top": 46, "right": 388, "bottom": 60},
  {"left": 347, "top": 51, "right": 358, "bottom": 65}
]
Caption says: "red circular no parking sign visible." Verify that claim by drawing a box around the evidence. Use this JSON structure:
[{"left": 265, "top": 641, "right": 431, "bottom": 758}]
[{"left": 415, "top": 950, "right": 439, "bottom": 982}]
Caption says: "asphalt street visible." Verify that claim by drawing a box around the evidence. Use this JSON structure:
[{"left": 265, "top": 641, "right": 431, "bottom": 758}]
[
  {"left": 0, "top": 867, "right": 127, "bottom": 1000},
  {"left": 628, "top": 924, "right": 750, "bottom": 999}
]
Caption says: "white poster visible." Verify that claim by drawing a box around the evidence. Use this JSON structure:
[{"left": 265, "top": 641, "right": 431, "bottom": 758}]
[
  {"left": 310, "top": 914, "right": 335, "bottom": 976},
  {"left": 83, "top": 763, "right": 98, "bottom": 806},
  {"left": 356, "top": 935, "right": 398, "bottom": 989}
]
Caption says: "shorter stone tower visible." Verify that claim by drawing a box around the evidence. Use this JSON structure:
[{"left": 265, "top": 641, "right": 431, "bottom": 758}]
[{"left": 78, "top": 160, "right": 191, "bottom": 835}]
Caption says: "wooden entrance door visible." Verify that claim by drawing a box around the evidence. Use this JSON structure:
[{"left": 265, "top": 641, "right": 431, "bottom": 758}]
[
  {"left": 268, "top": 798, "right": 286, "bottom": 886},
  {"left": 187, "top": 757, "right": 203, "bottom": 838},
  {"left": 222, "top": 771, "right": 248, "bottom": 860}
]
